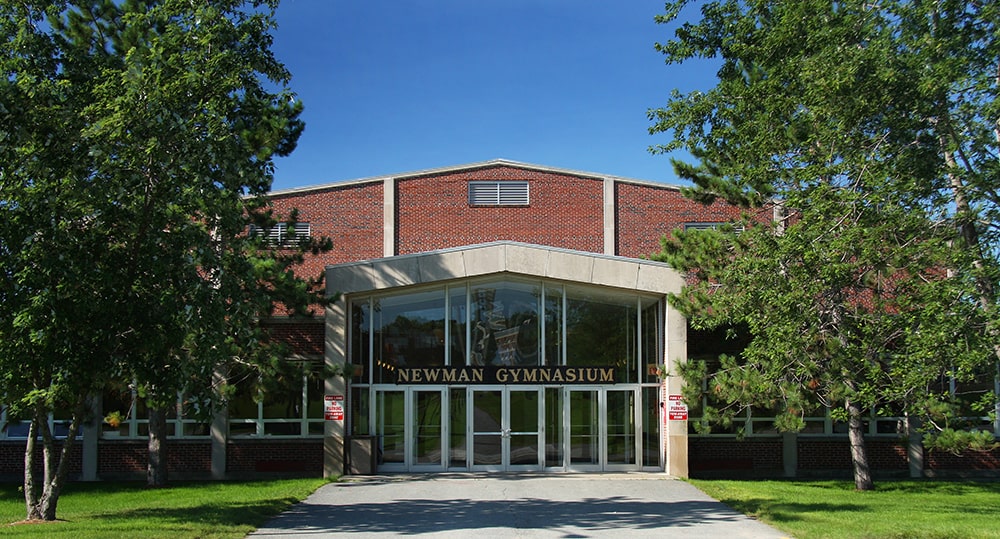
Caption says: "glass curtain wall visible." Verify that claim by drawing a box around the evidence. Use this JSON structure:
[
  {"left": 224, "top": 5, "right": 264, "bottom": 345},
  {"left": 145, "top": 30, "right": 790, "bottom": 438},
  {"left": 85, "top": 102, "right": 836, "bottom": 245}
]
[{"left": 349, "top": 277, "right": 664, "bottom": 471}]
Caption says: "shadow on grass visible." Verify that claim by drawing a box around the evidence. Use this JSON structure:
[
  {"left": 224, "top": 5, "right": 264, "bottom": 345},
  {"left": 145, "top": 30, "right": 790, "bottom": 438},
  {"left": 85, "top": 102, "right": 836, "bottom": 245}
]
[{"left": 716, "top": 497, "right": 869, "bottom": 524}]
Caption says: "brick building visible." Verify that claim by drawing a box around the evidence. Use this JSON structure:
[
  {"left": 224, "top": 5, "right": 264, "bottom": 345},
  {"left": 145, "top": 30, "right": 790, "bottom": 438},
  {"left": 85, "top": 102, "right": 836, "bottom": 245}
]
[{"left": 2, "top": 159, "right": 996, "bottom": 480}]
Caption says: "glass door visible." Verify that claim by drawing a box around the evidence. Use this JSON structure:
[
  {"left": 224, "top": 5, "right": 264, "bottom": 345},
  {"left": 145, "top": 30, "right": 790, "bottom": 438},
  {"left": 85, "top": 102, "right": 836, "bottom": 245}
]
[
  {"left": 567, "top": 389, "right": 601, "bottom": 470},
  {"left": 507, "top": 388, "right": 541, "bottom": 469},
  {"left": 411, "top": 388, "right": 445, "bottom": 471},
  {"left": 374, "top": 389, "right": 406, "bottom": 471},
  {"left": 471, "top": 388, "right": 504, "bottom": 469},
  {"left": 606, "top": 389, "right": 638, "bottom": 468},
  {"left": 470, "top": 387, "right": 543, "bottom": 471}
]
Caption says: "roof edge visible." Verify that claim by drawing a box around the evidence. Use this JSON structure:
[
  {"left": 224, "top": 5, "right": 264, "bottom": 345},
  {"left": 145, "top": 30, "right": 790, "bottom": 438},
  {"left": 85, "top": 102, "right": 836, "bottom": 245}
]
[{"left": 269, "top": 159, "right": 683, "bottom": 197}]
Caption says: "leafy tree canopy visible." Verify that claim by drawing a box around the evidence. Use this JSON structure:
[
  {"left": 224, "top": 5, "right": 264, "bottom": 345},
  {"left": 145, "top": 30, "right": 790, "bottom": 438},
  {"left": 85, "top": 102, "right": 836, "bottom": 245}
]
[
  {"left": 1, "top": 0, "right": 327, "bottom": 518},
  {"left": 649, "top": 0, "right": 1000, "bottom": 490}
]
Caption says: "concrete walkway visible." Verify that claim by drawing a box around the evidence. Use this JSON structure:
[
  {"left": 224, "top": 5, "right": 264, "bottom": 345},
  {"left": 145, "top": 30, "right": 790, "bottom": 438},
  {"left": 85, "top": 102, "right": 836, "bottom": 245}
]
[{"left": 249, "top": 473, "right": 791, "bottom": 538}]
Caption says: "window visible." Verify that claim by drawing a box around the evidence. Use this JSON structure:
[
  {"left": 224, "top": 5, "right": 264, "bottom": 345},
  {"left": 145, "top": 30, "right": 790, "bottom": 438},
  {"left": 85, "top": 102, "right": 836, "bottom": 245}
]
[
  {"left": 469, "top": 181, "right": 529, "bottom": 206},
  {"left": 249, "top": 222, "right": 311, "bottom": 245},
  {"left": 227, "top": 361, "right": 325, "bottom": 437}
]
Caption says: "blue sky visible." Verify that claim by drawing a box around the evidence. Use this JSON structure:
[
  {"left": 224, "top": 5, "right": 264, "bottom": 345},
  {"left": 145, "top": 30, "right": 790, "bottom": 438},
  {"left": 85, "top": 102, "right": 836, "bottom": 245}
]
[{"left": 269, "top": 1, "right": 719, "bottom": 191}]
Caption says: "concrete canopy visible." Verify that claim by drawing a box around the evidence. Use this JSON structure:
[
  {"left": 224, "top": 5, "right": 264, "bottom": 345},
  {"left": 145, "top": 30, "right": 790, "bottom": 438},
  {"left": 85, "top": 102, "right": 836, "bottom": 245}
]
[{"left": 324, "top": 241, "right": 685, "bottom": 297}]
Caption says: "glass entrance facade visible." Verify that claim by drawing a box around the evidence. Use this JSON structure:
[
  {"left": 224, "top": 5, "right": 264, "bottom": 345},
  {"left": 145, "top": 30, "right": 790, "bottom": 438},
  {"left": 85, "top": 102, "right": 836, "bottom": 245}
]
[{"left": 347, "top": 277, "right": 664, "bottom": 472}]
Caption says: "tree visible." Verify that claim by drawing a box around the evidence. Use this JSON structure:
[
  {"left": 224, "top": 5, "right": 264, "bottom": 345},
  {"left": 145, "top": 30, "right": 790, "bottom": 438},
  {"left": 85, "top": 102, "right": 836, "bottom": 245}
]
[
  {"left": 1, "top": 0, "right": 327, "bottom": 519},
  {"left": 649, "top": 0, "right": 999, "bottom": 490}
]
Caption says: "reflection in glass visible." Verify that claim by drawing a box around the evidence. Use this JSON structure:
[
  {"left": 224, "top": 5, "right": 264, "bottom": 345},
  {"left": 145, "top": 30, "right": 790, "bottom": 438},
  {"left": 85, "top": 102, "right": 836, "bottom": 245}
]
[
  {"left": 449, "top": 389, "right": 467, "bottom": 468},
  {"left": 642, "top": 387, "right": 660, "bottom": 467},
  {"left": 566, "top": 287, "right": 637, "bottom": 381},
  {"left": 374, "top": 292, "right": 446, "bottom": 383},
  {"left": 449, "top": 287, "right": 468, "bottom": 366},
  {"left": 413, "top": 391, "right": 443, "bottom": 465},
  {"left": 570, "top": 390, "right": 599, "bottom": 464},
  {"left": 472, "top": 390, "right": 502, "bottom": 465},
  {"left": 376, "top": 391, "right": 405, "bottom": 464},
  {"left": 545, "top": 388, "right": 564, "bottom": 467},
  {"left": 470, "top": 281, "right": 541, "bottom": 366},
  {"left": 607, "top": 390, "right": 636, "bottom": 465},
  {"left": 509, "top": 390, "right": 539, "bottom": 465},
  {"left": 545, "top": 286, "right": 563, "bottom": 365}
]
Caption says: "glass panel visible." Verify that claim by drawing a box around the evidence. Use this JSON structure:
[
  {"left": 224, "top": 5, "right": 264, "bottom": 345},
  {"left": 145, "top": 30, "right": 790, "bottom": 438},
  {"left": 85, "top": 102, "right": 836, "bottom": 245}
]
[
  {"left": 509, "top": 390, "right": 539, "bottom": 466},
  {"left": 545, "top": 388, "right": 564, "bottom": 467},
  {"left": 607, "top": 390, "right": 636, "bottom": 465},
  {"left": 264, "top": 421, "right": 300, "bottom": 436},
  {"left": 102, "top": 384, "right": 134, "bottom": 436},
  {"left": 351, "top": 387, "right": 370, "bottom": 436},
  {"left": 262, "top": 368, "right": 304, "bottom": 420},
  {"left": 351, "top": 299, "right": 370, "bottom": 383},
  {"left": 375, "top": 291, "right": 447, "bottom": 382},
  {"left": 544, "top": 286, "right": 563, "bottom": 365},
  {"left": 449, "top": 287, "right": 468, "bottom": 366},
  {"left": 509, "top": 391, "right": 538, "bottom": 433},
  {"left": 641, "top": 299, "right": 661, "bottom": 383},
  {"left": 470, "top": 281, "right": 541, "bottom": 366},
  {"left": 413, "top": 391, "right": 443, "bottom": 465},
  {"left": 569, "top": 390, "right": 599, "bottom": 464},
  {"left": 375, "top": 390, "right": 406, "bottom": 464},
  {"left": 642, "top": 387, "right": 661, "bottom": 467},
  {"left": 565, "top": 287, "right": 637, "bottom": 382},
  {"left": 449, "top": 389, "right": 467, "bottom": 468},
  {"left": 472, "top": 390, "right": 502, "bottom": 465},
  {"left": 227, "top": 367, "right": 259, "bottom": 420}
]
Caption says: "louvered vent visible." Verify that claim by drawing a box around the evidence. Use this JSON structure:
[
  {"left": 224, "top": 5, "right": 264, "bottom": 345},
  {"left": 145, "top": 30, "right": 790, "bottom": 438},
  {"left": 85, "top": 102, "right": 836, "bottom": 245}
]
[
  {"left": 249, "top": 222, "right": 311, "bottom": 245},
  {"left": 468, "top": 181, "right": 529, "bottom": 206}
]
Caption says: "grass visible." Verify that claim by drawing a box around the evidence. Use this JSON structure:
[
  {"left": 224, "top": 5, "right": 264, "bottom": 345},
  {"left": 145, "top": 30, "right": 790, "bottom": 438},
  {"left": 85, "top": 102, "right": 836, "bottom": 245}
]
[
  {"left": 689, "top": 478, "right": 1000, "bottom": 539},
  {"left": 2, "top": 477, "right": 997, "bottom": 538},
  {"left": 0, "top": 478, "right": 328, "bottom": 538}
]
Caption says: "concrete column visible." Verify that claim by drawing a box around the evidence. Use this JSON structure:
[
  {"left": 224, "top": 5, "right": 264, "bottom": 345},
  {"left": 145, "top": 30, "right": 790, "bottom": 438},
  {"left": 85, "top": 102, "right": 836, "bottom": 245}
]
[
  {"left": 81, "top": 395, "right": 100, "bottom": 481},
  {"left": 324, "top": 302, "right": 348, "bottom": 478},
  {"left": 603, "top": 178, "right": 615, "bottom": 255},
  {"left": 210, "top": 368, "right": 228, "bottom": 480},
  {"left": 383, "top": 177, "right": 396, "bottom": 257},
  {"left": 663, "top": 301, "right": 688, "bottom": 477},
  {"left": 782, "top": 432, "right": 797, "bottom": 478}
]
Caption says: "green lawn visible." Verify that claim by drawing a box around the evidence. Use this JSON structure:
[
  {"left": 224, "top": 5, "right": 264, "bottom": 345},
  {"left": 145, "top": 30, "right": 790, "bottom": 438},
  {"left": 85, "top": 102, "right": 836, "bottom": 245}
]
[
  {"left": 2, "top": 477, "right": 997, "bottom": 538},
  {"left": 689, "top": 479, "right": 1000, "bottom": 539},
  {"left": 0, "top": 478, "right": 327, "bottom": 538}
]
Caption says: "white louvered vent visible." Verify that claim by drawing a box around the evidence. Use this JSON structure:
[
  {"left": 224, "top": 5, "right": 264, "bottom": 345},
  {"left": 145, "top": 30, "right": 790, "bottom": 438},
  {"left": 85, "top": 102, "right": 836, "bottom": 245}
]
[
  {"left": 249, "top": 222, "right": 311, "bottom": 245},
  {"left": 469, "top": 181, "right": 529, "bottom": 206}
]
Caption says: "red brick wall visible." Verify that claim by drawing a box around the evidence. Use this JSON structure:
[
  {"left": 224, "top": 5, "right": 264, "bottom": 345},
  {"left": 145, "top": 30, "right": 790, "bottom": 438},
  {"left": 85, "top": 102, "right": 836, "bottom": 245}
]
[
  {"left": 262, "top": 319, "right": 325, "bottom": 357},
  {"left": 615, "top": 182, "right": 744, "bottom": 258},
  {"left": 396, "top": 165, "right": 604, "bottom": 255},
  {"left": 269, "top": 181, "right": 384, "bottom": 281},
  {"left": 226, "top": 439, "right": 323, "bottom": 474},
  {"left": 0, "top": 441, "right": 83, "bottom": 477},
  {"left": 926, "top": 447, "right": 1000, "bottom": 470},
  {"left": 797, "top": 439, "right": 908, "bottom": 471},
  {"left": 97, "top": 440, "right": 211, "bottom": 476},
  {"left": 689, "top": 438, "right": 783, "bottom": 474}
]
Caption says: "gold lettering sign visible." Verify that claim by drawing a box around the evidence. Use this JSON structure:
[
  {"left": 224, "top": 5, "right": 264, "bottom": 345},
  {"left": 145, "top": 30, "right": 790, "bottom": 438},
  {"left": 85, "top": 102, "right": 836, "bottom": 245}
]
[{"left": 395, "top": 366, "right": 615, "bottom": 385}]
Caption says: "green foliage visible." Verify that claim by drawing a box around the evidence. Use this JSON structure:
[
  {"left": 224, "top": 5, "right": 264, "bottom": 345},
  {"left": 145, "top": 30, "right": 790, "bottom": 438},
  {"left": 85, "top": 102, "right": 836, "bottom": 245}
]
[
  {"left": 1, "top": 0, "right": 330, "bottom": 515},
  {"left": 649, "top": 0, "right": 1000, "bottom": 487}
]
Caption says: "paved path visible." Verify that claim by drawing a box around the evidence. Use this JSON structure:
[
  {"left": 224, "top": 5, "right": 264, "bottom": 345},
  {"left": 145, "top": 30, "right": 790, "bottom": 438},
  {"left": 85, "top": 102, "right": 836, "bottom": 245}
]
[{"left": 249, "top": 473, "right": 791, "bottom": 538}]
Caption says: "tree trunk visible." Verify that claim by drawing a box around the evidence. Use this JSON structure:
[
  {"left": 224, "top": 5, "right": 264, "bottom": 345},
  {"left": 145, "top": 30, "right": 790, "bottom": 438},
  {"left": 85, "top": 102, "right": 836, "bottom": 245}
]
[
  {"left": 24, "top": 399, "right": 84, "bottom": 521},
  {"left": 24, "top": 414, "right": 40, "bottom": 520},
  {"left": 147, "top": 406, "right": 169, "bottom": 487},
  {"left": 846, "top": 398, "right": 874, "bottom": 491}
]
